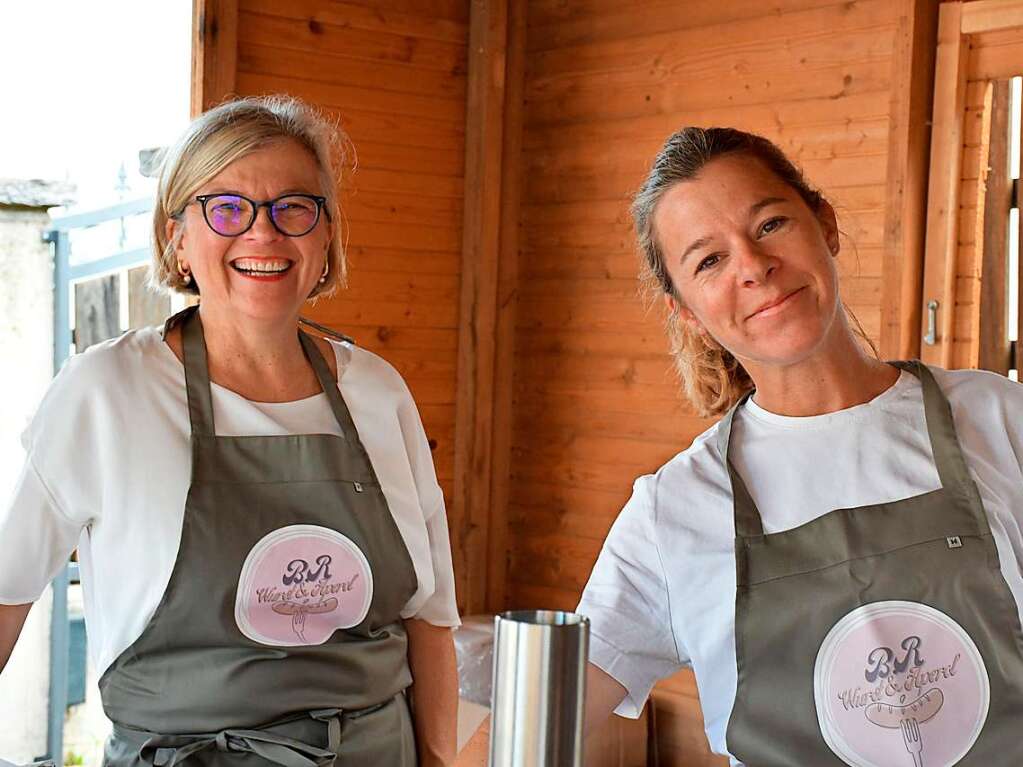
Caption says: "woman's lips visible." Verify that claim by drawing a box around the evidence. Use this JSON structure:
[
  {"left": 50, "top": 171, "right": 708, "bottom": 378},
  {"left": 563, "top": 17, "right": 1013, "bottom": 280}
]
[
  {"left": 230, "top": 258, "right": 294, "bottom": 281},
  {"left": 746, "top": 286, "right": 806, "bottom": 320}
]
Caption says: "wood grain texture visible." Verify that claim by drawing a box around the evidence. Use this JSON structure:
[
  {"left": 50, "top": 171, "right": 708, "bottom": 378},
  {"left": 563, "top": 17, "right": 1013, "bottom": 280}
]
[
  {"left": 192, "top": 0, "right": 239, "bottom": 115},
  {"left": 921, "top": 2, "right": 969, "bottom": 366},
  {"left": 881, "top": 0, "right": 939, "bottom": 360},
  {"left": 507, "top": 2, "right": 910, "bottom": 763},
  {"left": 486, "top": 0, "right": 527, "bottom": 614},
  {"left": 921, "top": 1, "right": 1023, "bottom": 370},
  {"left": 961, "top": 0, "right": 1023, "bottom": 36},
  {"left": 229, "top": 0, "right": 469, "bottom": 557},
  {"left": 977, "top": 80, "right": 1012, "bottom": 373},
  {"left": 452, "top": 0, "right": 509, "bottom": 615}
]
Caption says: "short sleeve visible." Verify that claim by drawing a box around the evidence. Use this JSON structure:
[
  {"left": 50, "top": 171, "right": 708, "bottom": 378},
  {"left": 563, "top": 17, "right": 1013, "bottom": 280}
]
[
  {"left": 0, "top": 354, "right": 99, "bottom": 603},
  {"left": 576, "top": 475, "right": 683, "bottom": 717},
  {"left": 0, "top": 457, "right": 83, "bottom": 604},
  {"left": 397, "top": 388, "right": 460, "bottom": 628}
]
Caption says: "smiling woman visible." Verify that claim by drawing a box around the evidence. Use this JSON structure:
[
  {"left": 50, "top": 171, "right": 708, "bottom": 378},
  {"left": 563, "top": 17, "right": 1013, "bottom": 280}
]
[
  {"left": 563, "top": 127, "right": 1023, "bottom": 767},
  {"left": 632, "top": 128, "right": 880, "bottom": 418},
  {"left": 166, "top": 139, "right": 335, "bottom": 330},
  {"left": 0, "top": 96, "right": 460, "bottom": 767}
]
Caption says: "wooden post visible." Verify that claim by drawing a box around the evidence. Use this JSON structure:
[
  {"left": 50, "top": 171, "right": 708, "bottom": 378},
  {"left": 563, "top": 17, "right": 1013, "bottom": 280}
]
[
  {"left": 921, "top": 1, "right": 969, "bottom": 367},
  {"left": 977, "top": 80, "right": 1012, "bottom": 374},
  {"left": 882, "top": 0, "right": 939, "bottom": 361},
  {"left": 485, "top": 0, "right": 526, "bottom": 614},
  {"left": 453, "top": 0, "right": 510, "bottom": 615},
  {"left": 191, "top": 0, "right": 238, "bottom": 117}
]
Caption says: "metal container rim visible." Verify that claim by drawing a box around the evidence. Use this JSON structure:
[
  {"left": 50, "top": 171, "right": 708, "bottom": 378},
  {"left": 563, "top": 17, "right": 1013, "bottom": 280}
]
[{"left": 497, "top": 609, "right": 589, "bottom": 626}]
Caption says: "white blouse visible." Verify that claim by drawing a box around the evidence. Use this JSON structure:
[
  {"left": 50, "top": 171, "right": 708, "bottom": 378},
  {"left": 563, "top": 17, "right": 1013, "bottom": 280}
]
[
  {"left": 578, "top": 367, "right": 1023, "bottom": 766},
  {"left": 0, "top": 327, "right": 460, "bottom": 677}
]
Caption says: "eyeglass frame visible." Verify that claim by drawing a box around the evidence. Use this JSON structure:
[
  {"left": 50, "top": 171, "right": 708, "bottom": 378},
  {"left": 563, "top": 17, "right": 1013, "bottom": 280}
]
[{"left": 192, "top": 193, "right": 330, "bottom": 238}]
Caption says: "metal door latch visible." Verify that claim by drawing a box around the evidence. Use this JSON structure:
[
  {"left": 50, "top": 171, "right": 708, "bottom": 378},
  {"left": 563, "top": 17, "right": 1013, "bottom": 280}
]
[{"left": 924, "top": 300, "right": 939, "bottom": 346}]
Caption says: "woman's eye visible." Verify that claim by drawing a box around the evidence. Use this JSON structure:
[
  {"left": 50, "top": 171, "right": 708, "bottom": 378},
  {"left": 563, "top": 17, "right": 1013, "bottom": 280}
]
[
  {"left": 759, "top": 217, "right": 786, "bottom": 236},
  {"left": 695, "top": 254, "right": 721, "bottom": 273}
]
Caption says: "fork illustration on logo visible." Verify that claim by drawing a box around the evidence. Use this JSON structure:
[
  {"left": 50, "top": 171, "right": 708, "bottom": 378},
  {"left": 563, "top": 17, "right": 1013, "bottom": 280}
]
[
  {"left": 271, "top": 597, "right": 340, "bottom": 642},
  {"left": 864, "top": 688, "right": 944, "bottom": 767}
]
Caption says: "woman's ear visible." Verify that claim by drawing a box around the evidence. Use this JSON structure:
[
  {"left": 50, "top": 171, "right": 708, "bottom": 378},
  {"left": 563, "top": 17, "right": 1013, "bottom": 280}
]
[
  {"left": 665, "top": 293, "right": 708, "bottom": 335},
  {"left": 166, "top": 217, "right": 185, "bottom": 257},
  {"left": 816, "top": 200, "right": 840, "bottom": 257}
]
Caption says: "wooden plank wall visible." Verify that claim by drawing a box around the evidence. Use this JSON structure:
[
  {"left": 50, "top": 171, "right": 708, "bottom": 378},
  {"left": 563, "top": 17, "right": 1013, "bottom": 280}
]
[
  {"left": 509, "top": 2, "right": 912, "bottom": 764},
  {"left": 510, "top": 0, "right": 901, "bottom": 616},
  {"left": 231, "top": 1, "right": 469, "bottom": 531}
]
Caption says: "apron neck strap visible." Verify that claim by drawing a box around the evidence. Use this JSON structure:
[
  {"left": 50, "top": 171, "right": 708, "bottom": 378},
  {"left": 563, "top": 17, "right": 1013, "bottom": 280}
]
[
  {"left": 176, "top": 306, "right": 217, "bottom": 437},
  {"left": 716, "top": 389, "right": 764, "bottom": 538},
  {"left": 719, "top": 360, "right": 981, "bottom": 540},
  {"left": 297, "top": 330, "right": 358, "bottom": 438},
  {"left": 298, "top": 331, "right": 382, "bottom": 482},
  {"left": 888, "top": 360, "right": 979, "bottom": 503},
  {"left": 172, "top": 307, "right": 375, "bottom": 476}
]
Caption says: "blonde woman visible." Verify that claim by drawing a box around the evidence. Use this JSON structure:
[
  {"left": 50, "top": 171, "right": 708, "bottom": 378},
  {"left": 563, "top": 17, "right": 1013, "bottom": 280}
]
[
  {"left": 0, "top": 96, "right": 458, "bottom": 766},
  {"left": 455, "top": 127, "right": 1023, "bottom": 767},
  {"left": 574, "top": 128, "right": 1023, "bottom": 766}
]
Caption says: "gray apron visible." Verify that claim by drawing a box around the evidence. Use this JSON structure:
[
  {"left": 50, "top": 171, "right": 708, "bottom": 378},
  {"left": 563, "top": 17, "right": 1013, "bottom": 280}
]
[
  {"left": 98, "top": 306, "right": 419, "bottom": 767},
  {"left": 722, "top": 361, "right": 1023, "bottom": 766}
]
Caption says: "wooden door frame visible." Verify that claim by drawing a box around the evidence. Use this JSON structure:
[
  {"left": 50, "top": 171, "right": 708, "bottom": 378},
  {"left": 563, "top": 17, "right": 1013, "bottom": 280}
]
[
  {"left": 921, "top": 0, "right": 1023, "bottom": 366},
  {"left": 882, "top": 0, "right": 940, "bottom": 361},
  {"left": 191, "top": 0, "right": 237, "bottom": 117}
]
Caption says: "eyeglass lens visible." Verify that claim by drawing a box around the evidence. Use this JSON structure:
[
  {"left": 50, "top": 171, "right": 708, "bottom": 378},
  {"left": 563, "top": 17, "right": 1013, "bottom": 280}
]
[{"left": 205, "top": 195, "right": 320, "bottom": 236}]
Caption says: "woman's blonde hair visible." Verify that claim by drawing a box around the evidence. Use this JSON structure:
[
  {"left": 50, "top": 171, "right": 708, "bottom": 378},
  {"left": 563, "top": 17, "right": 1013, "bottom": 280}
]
[
  {"left": 151, "top": 95, "right": 350, "bottom": 299},
  {"left": 631, "top": 127, "right": 878, "bottom": 418}
]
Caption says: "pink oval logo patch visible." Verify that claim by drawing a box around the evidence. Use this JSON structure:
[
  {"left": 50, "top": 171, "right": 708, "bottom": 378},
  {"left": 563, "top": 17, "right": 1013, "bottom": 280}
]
[
  {"left": 814, "top": 601, "right": 989, "bottom": 767},
  {"left": 235, "top": 524, "right": 373, "bottom": 646}
]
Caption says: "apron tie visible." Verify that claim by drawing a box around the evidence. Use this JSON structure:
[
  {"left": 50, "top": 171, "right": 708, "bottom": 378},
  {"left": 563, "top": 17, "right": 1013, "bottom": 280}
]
[
  {"left": 309, "top": 708, "right": 343, "bottom": 754},
  {"left": 126, "top": 698, "right": 396, "bottom": 767},
  {"left": 139, "top": 726, "right": 338, "bottom": 767}
]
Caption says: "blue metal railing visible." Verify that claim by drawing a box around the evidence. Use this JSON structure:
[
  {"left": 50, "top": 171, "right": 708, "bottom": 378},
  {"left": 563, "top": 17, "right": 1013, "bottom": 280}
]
[{"left": 39, "top": 198, "right": 152, "bottom": 762}]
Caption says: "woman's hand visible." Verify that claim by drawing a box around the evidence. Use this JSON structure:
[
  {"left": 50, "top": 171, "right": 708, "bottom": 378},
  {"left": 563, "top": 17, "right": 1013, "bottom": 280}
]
[{"left": 406, "top": 618, "right": 459, "bottom": 766}]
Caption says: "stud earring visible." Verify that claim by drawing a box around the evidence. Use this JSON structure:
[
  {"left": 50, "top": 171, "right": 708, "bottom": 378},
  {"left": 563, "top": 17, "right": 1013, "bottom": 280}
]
[
  {"left": 177, "top": 262, "right": 192, "bottom": 285},
  {"left": 319, "top": 256, "right": 329, "bottom": 284}
]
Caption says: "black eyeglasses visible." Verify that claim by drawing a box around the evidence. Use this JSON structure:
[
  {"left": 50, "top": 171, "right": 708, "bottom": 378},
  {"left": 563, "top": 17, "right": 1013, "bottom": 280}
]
[{"left": 194, "top": 193, "right": 328, "bottom": 237}]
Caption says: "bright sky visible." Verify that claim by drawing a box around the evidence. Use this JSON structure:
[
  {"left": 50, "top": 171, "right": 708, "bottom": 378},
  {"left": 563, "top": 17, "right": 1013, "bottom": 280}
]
[
  {"left": 0, "top": 1, "right": 191, "bottom": 211},
  {"left": 0, "top": 3, "right": 191, "bottom": 505}
]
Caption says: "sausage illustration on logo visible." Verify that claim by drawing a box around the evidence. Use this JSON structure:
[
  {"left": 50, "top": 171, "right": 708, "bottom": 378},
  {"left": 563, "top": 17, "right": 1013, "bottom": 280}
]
[
  {"left": 814, "top": 601, "right": 989, "bottom": 767},
  {"left": 864, "top": 688, "right": 943, "bottom": 767},
  {"left": 235, "top": 525, "right": 373, "bottom": 646}
]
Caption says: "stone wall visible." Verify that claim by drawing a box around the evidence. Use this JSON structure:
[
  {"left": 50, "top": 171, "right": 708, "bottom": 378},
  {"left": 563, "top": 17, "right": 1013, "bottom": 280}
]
[{"left": 0, "top": 206, "right": 55, "bottom": 761}]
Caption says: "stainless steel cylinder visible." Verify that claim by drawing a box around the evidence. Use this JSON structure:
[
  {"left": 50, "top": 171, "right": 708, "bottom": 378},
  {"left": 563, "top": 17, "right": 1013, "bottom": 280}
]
[{"left": 489, "top": 610, "right": 589, "bottom": 767}]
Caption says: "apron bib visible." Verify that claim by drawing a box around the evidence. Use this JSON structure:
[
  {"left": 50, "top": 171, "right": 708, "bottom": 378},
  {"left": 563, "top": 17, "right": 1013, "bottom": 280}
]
[
  {"left": 722, "top": 361, "right": 1023, "bottom": 766},
  {"left": 98, "top": 306, "right": 419, "bottom": 767}
]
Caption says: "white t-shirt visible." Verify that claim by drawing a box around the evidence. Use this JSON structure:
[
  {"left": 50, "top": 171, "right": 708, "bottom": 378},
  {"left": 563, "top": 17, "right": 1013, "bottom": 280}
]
[
  {"left": 0, "top": 327, "right": 460, "bottom": 677},
  {"left": 577, "top": 367, "right": 1023, "bottom": 766}
]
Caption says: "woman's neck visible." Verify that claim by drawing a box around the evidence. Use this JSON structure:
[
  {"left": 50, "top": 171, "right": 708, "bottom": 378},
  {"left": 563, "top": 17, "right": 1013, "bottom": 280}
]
[
  {"left": 741, "top": 323, "right": 900, "bottom": 417},
  {"left": 192, "top": 305, "right": 323, "bottom": 403}
]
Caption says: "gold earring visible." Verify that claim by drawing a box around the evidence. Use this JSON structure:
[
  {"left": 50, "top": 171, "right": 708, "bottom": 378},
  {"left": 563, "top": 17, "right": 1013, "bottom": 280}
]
[
  {"left": 177, "top": 262, "right": 192, "bottom": 285},
  {"left": 319, "top": 256, "right": 329, "bottom": 284}
]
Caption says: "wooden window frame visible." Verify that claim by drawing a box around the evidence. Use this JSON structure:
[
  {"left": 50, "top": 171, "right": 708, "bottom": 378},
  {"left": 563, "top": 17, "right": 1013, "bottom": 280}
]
[{"left": 922, "top": 0, "right": 1023, "bottom": 368}]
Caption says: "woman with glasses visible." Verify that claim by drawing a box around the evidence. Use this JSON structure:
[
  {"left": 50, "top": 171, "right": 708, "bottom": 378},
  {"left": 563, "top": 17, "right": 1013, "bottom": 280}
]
[{"left": 0, "top": 96, "right": 459, "bottom": 766}]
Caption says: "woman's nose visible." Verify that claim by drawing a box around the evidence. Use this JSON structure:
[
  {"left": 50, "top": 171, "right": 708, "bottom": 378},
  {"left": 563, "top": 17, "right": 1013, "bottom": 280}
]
[
  {"left": 247, "top": 204, "right": 283, "bottom": 240},
  {"left": 735, "top": 240, "right": 777, "bottom": 285}
]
